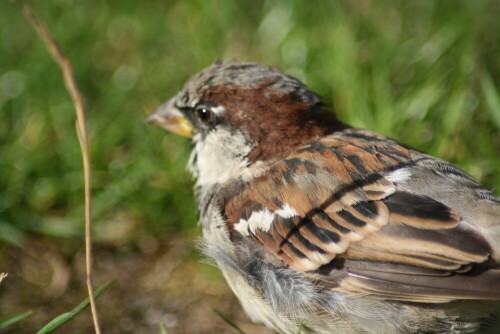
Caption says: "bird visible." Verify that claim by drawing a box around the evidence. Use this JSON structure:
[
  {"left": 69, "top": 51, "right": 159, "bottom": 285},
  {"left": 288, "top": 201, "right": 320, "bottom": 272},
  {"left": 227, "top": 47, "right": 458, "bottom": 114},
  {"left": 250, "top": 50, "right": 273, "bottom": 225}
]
[{"left": 147, "top": 61, "right": 500, "bottom": 334}]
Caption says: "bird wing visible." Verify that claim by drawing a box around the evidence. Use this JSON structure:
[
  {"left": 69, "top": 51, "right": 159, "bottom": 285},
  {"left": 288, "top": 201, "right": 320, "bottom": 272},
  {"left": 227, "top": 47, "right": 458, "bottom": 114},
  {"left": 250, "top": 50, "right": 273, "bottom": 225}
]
[{"left": 224, "top": 129, "right": 500, "bottom": 302}]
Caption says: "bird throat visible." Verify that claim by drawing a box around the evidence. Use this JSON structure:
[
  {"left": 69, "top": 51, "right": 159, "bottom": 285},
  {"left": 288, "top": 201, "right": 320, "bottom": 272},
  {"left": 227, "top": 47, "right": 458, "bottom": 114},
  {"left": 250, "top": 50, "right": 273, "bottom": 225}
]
[{"left": 188, "top": 127, "right": 255, "bottom": 187}]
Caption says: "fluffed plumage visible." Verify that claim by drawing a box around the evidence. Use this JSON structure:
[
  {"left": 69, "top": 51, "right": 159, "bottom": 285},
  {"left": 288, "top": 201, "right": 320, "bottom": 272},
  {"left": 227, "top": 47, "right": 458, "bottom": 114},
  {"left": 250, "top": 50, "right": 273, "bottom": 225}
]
[{"left": 148, "top": 62, "right": 500, "bottom": 334}]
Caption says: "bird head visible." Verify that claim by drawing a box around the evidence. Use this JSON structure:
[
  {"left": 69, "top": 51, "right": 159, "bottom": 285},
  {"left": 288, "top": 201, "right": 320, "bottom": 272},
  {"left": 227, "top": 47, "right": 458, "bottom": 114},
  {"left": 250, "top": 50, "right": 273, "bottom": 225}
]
[{"left": 148, "top": 62, "right": 342, "bottom": 185}]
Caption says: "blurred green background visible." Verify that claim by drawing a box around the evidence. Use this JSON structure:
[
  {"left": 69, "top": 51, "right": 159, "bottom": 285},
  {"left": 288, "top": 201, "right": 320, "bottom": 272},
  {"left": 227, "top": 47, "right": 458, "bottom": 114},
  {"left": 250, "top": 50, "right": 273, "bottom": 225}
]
[{"left": 0, "top": 0, "right": 499, "bottom": 333}]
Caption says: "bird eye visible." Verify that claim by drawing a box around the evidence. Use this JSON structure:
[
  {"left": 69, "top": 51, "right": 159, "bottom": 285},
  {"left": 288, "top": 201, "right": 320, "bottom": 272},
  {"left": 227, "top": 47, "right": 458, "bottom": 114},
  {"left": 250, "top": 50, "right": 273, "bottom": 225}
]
[{"left": 195, "top": 106, "right": 213, "bottom": 123}]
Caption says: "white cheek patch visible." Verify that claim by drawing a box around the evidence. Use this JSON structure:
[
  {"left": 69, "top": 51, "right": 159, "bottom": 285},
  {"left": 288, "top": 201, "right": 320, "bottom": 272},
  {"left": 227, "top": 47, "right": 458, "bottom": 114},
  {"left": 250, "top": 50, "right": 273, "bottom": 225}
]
[
  {"left": 189, "top": 128, "right": 254, "bottom": 186},
  {"left": 385, "top": 168, "right": 412, "bottom": 183},
  {"left": 234, "top": 205, "right": 299, "bottom": 236}
]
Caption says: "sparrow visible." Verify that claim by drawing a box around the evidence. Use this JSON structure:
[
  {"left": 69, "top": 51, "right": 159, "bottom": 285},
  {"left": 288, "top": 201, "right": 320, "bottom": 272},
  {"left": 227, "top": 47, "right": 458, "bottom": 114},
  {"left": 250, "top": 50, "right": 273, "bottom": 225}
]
[{"left": 148, "top": 61, "right": 500, "bottom": 334}]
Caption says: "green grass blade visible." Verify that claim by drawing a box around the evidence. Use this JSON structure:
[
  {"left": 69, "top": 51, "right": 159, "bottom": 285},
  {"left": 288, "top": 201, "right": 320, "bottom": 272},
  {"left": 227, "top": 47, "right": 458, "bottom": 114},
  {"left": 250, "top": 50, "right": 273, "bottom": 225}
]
[
  {"left": 0, "top": 221, "right": 27, "bottom": 248},
  {"left": 159, "top": 322, "right": 169, "bottom": 334},
  {"left": 296, "top": 319, "right": 305, "bottom": 334},
  {"left": 0, "top": 310, "right": 33, "bottom": 330},
  {"left": 481, "top": 71, "right": 500, "bottom": 130},
  {"left": 36, "top": 280, "right": 114, "bottom": 334},
  {"left": 213, "top": 308, "right": 247, "bottom": 334}
]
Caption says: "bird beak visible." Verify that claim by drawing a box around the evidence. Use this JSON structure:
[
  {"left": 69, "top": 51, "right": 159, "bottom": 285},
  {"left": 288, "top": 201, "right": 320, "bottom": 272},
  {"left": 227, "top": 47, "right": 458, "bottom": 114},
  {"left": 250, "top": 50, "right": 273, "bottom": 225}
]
[{"left": 146, "top": 97, "right": 193, "bottom": 138}]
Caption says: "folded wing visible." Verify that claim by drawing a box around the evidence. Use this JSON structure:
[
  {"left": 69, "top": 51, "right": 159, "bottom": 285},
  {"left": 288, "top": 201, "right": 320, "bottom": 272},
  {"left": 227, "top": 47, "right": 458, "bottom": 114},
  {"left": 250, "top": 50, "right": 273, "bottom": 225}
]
[{"left": 225, "top": 129, "right": 500, "bottom": 302}]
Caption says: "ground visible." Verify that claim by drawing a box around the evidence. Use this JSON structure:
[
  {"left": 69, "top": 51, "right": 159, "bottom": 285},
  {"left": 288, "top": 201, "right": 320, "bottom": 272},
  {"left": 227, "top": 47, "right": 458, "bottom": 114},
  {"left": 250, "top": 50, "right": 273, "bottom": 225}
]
[{"left": 0, "top": 234, "right": 273, "bottom": 334}]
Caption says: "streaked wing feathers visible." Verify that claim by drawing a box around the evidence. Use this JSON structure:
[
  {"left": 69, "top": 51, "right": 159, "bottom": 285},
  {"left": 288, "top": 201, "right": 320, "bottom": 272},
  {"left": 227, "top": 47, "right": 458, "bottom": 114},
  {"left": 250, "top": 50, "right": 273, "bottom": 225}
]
[
  {"left": 337, "top": 265, "right": 500, "bottom": 302},
  {"left": 225, "top": 129, "right": 497, "bottom": 301}
]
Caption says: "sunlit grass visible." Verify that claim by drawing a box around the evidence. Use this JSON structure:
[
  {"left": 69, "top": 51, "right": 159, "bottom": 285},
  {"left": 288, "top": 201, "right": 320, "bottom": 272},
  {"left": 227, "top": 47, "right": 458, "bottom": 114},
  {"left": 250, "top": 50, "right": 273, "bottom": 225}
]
[
  {"left": 1, "top": 0, "right": 498, "bottom": 243},
  {"left": 0, "top": 0, "right": 498, "bottom": 332}
]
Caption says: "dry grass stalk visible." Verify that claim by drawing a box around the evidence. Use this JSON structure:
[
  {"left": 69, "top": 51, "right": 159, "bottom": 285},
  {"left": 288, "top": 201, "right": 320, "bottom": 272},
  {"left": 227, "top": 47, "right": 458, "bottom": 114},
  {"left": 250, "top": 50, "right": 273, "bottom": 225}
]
[
  {"left": 0, "top": 273, "right": 7, "bottom": 284},
  {"left": 9, "top": 1, "right": 101, "bottom": 333}
]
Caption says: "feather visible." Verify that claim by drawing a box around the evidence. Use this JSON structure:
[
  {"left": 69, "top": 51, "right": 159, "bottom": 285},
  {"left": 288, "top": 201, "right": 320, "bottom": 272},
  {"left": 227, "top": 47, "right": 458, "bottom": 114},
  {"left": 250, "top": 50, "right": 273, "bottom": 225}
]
[{"left": 225, "top": 129, "right": 500, "bottom": 303}]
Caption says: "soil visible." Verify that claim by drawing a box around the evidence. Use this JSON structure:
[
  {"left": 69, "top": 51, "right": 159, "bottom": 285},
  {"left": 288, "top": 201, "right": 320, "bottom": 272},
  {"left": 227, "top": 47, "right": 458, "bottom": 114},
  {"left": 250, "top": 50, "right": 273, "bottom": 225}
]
[{"left": 0, "top": 234, "right": 274, "bottom": 334}]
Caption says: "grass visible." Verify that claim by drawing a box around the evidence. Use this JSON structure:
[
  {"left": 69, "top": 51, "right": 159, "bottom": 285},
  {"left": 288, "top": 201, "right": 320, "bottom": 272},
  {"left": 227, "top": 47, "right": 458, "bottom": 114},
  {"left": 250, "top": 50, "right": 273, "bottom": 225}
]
[
  {"left": 0, "top": 0, "right": 499, "bottom": 333},
  {"left": 35, "top": 280, "right": 113, "bottom": 334}
]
